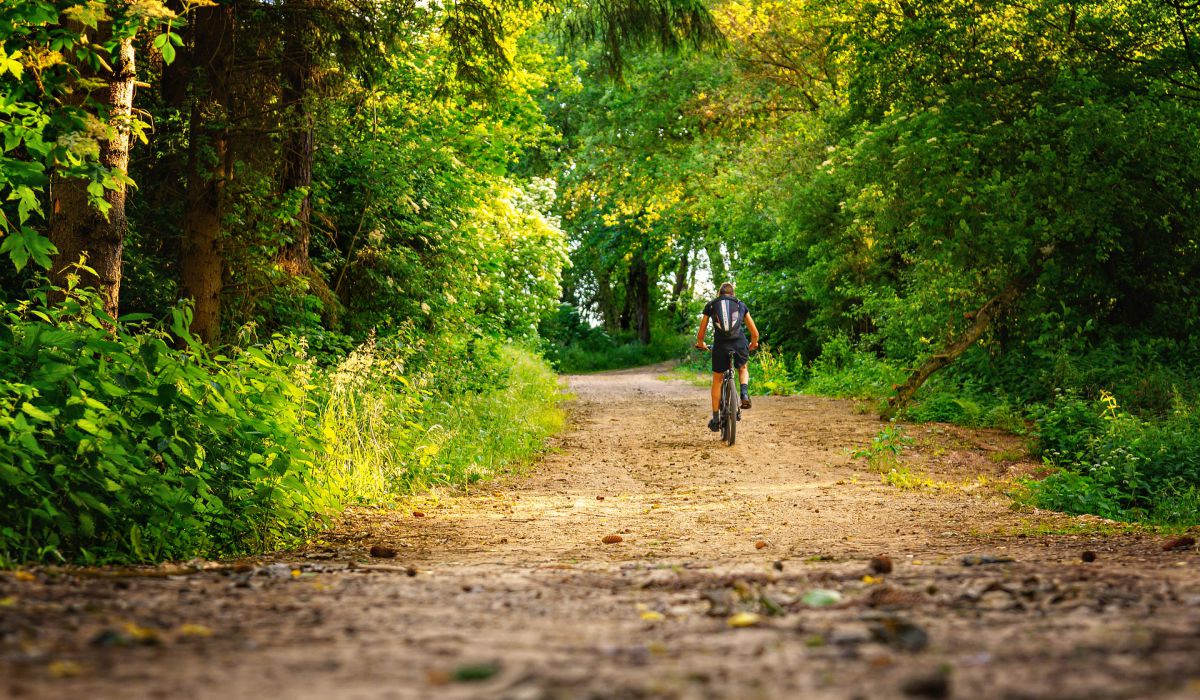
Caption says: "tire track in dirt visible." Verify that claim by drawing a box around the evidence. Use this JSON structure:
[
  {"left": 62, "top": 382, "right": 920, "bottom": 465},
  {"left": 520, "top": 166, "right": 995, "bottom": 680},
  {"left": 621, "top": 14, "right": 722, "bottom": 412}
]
[{"left": 3, "top": 365, "right": 1199, "bottom": 699}]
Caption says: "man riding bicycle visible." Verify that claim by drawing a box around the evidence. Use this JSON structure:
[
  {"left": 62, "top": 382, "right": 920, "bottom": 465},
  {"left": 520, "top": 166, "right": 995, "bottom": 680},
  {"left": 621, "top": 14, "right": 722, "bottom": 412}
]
[{"left": 695, "top": 282, "right": 760, "bottom": 432}]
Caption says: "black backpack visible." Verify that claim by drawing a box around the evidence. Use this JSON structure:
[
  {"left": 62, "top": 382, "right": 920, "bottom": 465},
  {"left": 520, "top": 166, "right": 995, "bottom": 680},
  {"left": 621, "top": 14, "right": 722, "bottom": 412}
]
[{"left": 711, "top": 296, "right": 744, "bottom": 340}]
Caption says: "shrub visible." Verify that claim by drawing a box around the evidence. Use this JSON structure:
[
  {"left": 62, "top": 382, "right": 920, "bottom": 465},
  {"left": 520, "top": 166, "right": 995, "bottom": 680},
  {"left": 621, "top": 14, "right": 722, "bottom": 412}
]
[
  {"left": 753, "top": 345, "right": 799, "bottom": 396},
  {"left": 1025, "top": 392, "right": 1200, "bottom": 525},
  {"left": 803, "top": 336, "right": 906, "bottom": 399},
  {"left": 0, "top": 283, "right": 337, "bottom": 564}
]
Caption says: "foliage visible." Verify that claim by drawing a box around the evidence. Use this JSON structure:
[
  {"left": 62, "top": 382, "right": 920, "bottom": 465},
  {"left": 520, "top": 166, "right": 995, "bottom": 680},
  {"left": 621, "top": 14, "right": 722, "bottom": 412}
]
[
  {"left": 751, "top": 345, "right": 798, "bottom": 396},
  {"left": 542, "top": 303, "right": 691, "bottom": 372},
  {"left": 318, "top": 337, "right": 563, "bottom": 501},
  {"left": 1024, "top": 393, "right": 1200, "bottom": 526},
  {"left": 801, "top": 336, "right": 905, "bottom": 400},
  {"left": 0, "top": 278, "right": 566, "bottom": 565},
  {"left": 0, "top": 0, "right": 187, "bottom": 272},
  {"left": 0, "top": 278, "right": 335, "bottom": 564},
  {"left": 852, "top": 424, "right": 912, "bottom": 475}
]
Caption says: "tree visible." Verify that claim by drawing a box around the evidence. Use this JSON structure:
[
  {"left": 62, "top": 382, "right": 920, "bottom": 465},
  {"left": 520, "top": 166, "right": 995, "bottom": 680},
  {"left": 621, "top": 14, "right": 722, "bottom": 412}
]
[
  {"left": 180, "top": 1, "right": 236, "bottom": 343},
  {"left": 49, "top": 31, "right": 137, "bottom": 317}
]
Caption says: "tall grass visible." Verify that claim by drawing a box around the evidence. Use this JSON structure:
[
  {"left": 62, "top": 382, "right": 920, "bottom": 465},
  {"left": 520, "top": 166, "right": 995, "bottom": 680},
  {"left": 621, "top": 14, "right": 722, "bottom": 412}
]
[
  {"left": 318, "top": 343, "right": 565, "bottom": 502},
  {"left": 416, "top": 348, "right": 565, "bottom": 488}
]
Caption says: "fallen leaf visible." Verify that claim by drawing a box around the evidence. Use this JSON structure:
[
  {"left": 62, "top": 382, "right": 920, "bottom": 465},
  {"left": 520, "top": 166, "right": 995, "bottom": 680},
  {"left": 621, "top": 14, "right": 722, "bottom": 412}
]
[
  {"left": 0, "top": 596, "right": 17, "bottom": 607},
  {"left": 802, "top": 589, "right": 842, "bottom": 607},
  {"left": 123, "top": 622, "right": 161, "bottom": 645},
  {"left": 727, "top": 612, "right": 762, "bottom": 628},
  {"left": 47, "top": 660, "right": 83, "bottom": 678},
  {"left": 870, "top": 616, "right": 929, "bottom": 652},
  {"left": 14, "top": 571, "right": 35, "bottom": 582},
  {"left": 412, "top": 511, "right": 426, "bottom": 518},
  {"left": 369, "top": 545, "right": 397, "bottom": 558},
  {"left": 1163, "top": 536, "right": 1196, "bottom": 552},
  {"left": 178, "top": 624, "right": 213, "bottom": 637},
  {"left": 640, "top": 610, "right": 665, "bottom": 621},
  {"left": 602, "top": 535, "right": 623, "bottom": 544},
  {"left": 870, "top": 554, "right": 894, "bottom": 574},
  {"left": 453, "top": 662, "right": 499, "bottom": 682},
  {"left": 862, "top": 575, "right": 882, "bottom": 585}
]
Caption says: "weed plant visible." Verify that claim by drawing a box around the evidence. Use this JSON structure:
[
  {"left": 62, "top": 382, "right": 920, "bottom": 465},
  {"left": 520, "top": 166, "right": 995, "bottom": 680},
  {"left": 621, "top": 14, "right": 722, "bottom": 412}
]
[{"left": 0, "top": 284, "right": 565, "bottom": 565}]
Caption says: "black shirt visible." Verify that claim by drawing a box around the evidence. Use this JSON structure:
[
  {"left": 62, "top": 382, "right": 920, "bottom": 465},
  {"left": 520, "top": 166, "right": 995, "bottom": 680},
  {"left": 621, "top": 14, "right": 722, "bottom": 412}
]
[{"left": 703, "top": 295, "right": 749, "bottom": 342}]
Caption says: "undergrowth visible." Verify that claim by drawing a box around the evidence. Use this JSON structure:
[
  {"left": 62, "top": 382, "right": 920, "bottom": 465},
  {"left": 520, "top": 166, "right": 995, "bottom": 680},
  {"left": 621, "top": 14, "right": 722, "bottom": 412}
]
[
  {"left": 540, "top": 304, "right": 690, "bottom": 373},
  {"left": 0, "top": 284, "right": 565, "bottom": 566}
]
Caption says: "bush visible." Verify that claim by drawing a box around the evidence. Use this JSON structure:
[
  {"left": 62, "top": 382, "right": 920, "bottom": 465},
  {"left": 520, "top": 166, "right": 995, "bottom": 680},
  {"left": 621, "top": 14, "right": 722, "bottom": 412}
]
[
  {"left": 541, "top": 305, "right": 691, "bottom": 373},
  {"left": 802, "top": 336, "right": 906, "bottom": 399},
  {"left": 0, "top": 284, "right": 337, "bottom": 564},
  {"left": 319, "top": 337, "right": 563, "bottom": 498},
  {"left": 753, "top": 345, "right": 800, "bottom": 396},
  {"left": 1025, "top": 392, "right": 1200, "bottom": 525},
  {"left": 1, "top": 282, "right": 567, "bottom": 565}
]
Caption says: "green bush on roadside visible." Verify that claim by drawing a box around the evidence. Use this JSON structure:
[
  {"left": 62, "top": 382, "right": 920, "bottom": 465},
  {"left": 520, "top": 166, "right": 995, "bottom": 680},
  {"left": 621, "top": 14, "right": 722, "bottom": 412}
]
[
  {"left": 0, "top": 282, "right": 334, "bottom": 564},
  {"left": 0, "top": 283, "right": 565, "bottom": 566}
]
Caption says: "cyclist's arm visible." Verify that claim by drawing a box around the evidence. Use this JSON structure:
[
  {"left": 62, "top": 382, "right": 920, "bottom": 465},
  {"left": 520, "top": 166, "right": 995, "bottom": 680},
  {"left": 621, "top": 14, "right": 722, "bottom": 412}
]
[
  {"left": 745, "top": 313, "right": 760, "bottom": 351},
  {"left": 695, "top": 315, "right": 709, "bottom": 349}
]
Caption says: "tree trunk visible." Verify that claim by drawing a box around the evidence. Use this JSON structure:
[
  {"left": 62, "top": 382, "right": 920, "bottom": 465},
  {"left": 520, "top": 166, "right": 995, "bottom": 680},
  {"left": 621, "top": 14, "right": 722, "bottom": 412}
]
[
  {"left": 596, "top": 270, "right": 619, "bottom": 332},
  {"left": 49, "top": 34, "right": 137, "bottom": 317},
  {"left": 618, "top": 266, "right": 632, "bottom": 332},
  {"left": 706, "top": 240, "right": 727, "bottom": 292},
  {"left": 669, "top": 248, "right": 689, "bottom": 330},
  {"left": 279, "top": 0, "right": 314, "bottom": 275},
  {"left": 629, "top": 250, "right": 651, "bottom": 345},
  {"left": 881, "top": 272, "right": 1033, "bottom": 420},
  {"left": 180, "top": 2, "right": 235, "bottom": 344}
]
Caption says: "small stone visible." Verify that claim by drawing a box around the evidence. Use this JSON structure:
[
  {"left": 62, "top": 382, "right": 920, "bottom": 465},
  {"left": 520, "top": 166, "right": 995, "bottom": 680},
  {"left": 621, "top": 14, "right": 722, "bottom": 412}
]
[
  {"left": 900, "top": 669, "right": 950, "bottom": 698},
  {"left": 960, "top": 554, "right": 1014, "bottom": 566},
  {"left": 869, "top": 554, "right": 894, "bottom": 574},
  {"left": 369, "top": 545, "right": 397, "bottom": 559},
  {"left": 1081, "top": 550, "right": 1097, "bottom": 563},
  {"left": 870, "top": 616, "right": 929, "bottom": 652},
  {"left": 772, "top": 560, "right": 784, "bottom": 572},
  {"left": 602, "top": 535, "right": 623, "bottom": 544},
  {"left": 755, "top": 540, "right": 768, "bottom": 550},
  {"left": 412, "top": 511, "right": 426, "bottom": 518},
  {"left": 406, "top": 566, "right": 418, "bottom": 577}
]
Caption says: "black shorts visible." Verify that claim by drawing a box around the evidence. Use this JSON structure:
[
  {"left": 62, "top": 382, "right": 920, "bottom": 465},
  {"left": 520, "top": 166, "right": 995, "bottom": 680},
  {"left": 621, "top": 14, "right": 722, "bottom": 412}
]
[{"left": 712, "top": 339, "right": 749, "bottom": 373}]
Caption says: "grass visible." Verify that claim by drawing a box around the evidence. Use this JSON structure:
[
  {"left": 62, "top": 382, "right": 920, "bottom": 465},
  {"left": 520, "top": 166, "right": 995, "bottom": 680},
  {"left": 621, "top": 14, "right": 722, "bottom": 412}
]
[
  {"left": 549, "top": 332, "right": 692, "bottom": 374},
  {"left": 416, "top": 347, "right": 566, "bottom": 487},
  {"left": 322, "top": 345, "right": 566, "bottom": 502}
]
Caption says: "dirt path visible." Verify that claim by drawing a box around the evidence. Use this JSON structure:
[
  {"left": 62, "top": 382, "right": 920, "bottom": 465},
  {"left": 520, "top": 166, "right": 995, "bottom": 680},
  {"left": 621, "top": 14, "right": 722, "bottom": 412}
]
[{"left": 3, "top": 366, "right": 1199, "bottom": 699}]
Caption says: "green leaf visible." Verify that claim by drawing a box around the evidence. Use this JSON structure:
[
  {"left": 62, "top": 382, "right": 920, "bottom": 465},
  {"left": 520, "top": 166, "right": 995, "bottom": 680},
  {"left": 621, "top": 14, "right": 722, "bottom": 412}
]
[{"left": 20, "top": 402, "right": 54, "bottom": 423}]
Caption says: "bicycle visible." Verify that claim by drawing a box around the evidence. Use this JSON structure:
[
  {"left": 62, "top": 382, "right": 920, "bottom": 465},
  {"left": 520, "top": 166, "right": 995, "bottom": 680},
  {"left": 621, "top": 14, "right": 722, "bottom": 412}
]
[{"left": 700, "top": 346, "right": 742, "bottom": 446}]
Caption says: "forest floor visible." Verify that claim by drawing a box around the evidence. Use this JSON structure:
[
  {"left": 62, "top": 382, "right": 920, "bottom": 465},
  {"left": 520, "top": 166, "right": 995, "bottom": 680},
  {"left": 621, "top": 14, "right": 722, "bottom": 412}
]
[{"left": 3, "top": 365, "right": 1200, "bottom": 699}]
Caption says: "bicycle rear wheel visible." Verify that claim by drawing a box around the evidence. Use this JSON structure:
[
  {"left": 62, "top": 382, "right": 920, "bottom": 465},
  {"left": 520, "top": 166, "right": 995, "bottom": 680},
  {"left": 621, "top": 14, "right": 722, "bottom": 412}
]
[{"left": 720, "top": 372, "right": 729, "bottom": 444}]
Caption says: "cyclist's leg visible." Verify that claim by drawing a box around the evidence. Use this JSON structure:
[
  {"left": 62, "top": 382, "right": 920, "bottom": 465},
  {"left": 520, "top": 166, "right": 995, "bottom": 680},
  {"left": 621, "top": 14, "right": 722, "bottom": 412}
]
[
  {"left": 735, "top": 342, "right": 752, "bottom": 408},
  {"left": 709, "top": 346, "right": 728, "bottom": 431}
]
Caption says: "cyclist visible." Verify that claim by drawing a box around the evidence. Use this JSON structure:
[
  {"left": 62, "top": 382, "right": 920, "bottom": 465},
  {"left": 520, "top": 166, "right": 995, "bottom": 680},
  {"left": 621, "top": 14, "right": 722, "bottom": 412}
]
[{"left": 694, "top": 282, "right": 760, "bottom": 432}]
